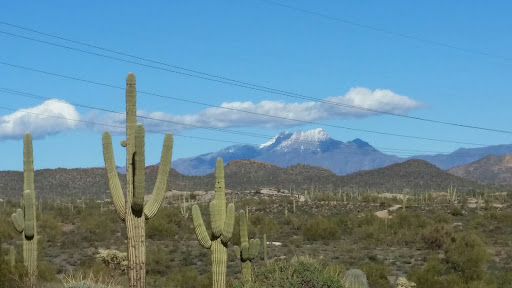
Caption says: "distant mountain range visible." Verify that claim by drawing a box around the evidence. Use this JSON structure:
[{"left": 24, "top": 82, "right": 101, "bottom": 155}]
[
  {"left": 449, "top": 154, "right": 512, "bottom": 185},
  {"left": 0, "top": 159, "right": 501, "bottom": 200},
  {"left": 170, "top": 128, "right": 512, "bottom": 176}
]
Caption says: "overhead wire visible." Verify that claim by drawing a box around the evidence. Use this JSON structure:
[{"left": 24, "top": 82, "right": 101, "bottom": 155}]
[
  {"left": 0, "top": 87, "right": 450, "bottom": 156},
  {"left": 256, "top": 0, "right": 512, "bottom": 62},
  {"left": 0, "top": 23, "right": 511, "bottom": 134},
  {"left": 0, "top": 61, "right": 492, "bottom": 147}
]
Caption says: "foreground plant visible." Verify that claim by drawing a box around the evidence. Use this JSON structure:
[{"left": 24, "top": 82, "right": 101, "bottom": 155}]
[
  {"left": 192, "top": 158, "right": 235, "bottom": 288},
  {"left": 102, "top": 73, "right": 173, "bottom": 288},
  {"left": 234, "top": 209, "right": 260, "bottom": 283},
  {"left": 343, "top": 269, "right": 369, "bottom": 288},
  {"left": 11, "top": 133, "right": 37, "bottom": 288}
]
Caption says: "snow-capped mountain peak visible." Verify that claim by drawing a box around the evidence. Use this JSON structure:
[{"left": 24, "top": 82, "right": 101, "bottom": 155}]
[
  {"left": 259, "top": 131, "right": 290, "bottom": 148},
  {"left": 258, "top": 128, "right": 333, "bottom": 152},
  {"left": 288, "top": 128, "right": 330, "bottom": 143}
]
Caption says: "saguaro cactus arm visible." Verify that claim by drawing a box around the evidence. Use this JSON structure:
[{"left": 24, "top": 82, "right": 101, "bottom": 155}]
[
  {"left": 221, "top": 203, "right": 235, "bottom": 243},
  {"left": 234, "top": 246, "right": 241, "bottom": 260},
  {"left": 248, "top": 239, "right": 260, "bottom": 259},
  {"left": 102, "top": 132, "right": 126, "bottom": 221},
  {"left": 144, "top": 133, "right": 173, "bottom": 219},
  {"left": 11, "top": 209, "right": 24, "bottom": 233},
  {"left": 192, "top": 204, "right": 212, "bottom": 249}
]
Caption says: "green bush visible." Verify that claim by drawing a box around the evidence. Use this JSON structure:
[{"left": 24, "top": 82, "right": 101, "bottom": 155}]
[
  {"left": 420, "top": 224, "right": 452, "bottom": 250},
  {"left": 359, "top": 261, "right": 392, "bottom": 288},
  {"left": 233, "top": 257, "right": 344, "bottom": 288},
  {"left": 302, "top": 216, "right": 340, "bottom": 241},
  {"left": 444, "top": 231, "right": 490, "bottom": 283}
]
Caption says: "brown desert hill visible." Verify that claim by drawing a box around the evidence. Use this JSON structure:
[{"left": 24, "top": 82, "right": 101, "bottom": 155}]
[
  {"left": 342, "top": 159, "right": 491, "bottom": 192},
  {"left": 0, "top": 159, "right": 503, "bottom": 200},
  {"left": 449, "top": 154, "right": 512, "bottom": 185}
]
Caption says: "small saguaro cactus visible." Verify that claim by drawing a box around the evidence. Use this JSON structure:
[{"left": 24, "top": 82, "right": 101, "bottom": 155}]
[
  {"left": 102, "top": 73, "right": 174, "bottom": 288},
  {"left": 180, "top": 194, "right": 190, "bottom": 219},
  {"left": 11, "top": 133, "right": 37, "bottom": 288},
  {"left": 234, "top": 209, "right": 260, "bottom": 283},
  {"left": 192, "top": 158, "right": 235, "bottom": 288},
  {"left": 342, "top": 269, "right": 369, "bottom": 288}
]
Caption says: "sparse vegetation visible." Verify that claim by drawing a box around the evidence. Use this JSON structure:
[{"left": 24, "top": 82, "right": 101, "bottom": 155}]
[{"left": 1, "top": 73, "right": 512, "bottom": 288}]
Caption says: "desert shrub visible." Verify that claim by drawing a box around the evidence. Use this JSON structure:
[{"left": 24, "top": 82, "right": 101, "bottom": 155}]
[
  {"left": 39, "top": 212, "right": 63, "bottom": 242},
  {"left": 167, "top": 266, "right": 210, "bottom": 288},
  {"left": 410, "top": 231, "right": 492, "bottom": 287},
  {"left": 444, "top": 231, "right": 490, "bottom": 283},
  {"left": 387, "top": 211, "right": 432, "bottom": 246},
  {"left": 38, "top": 260, "right": 59, "bottom": 283},
  {"left": 250, "top": 213, "right": 279, "bottom": 238},
  {"left": 77, "top": 209, "right": 116, "bottom": 243},
  {"left": 146, "top": 244, "right": 172, "bottom": 276},
  {"left": 432, "top": 211, "right": 452, "bottom": 224},
  {"left": 325, "top": 263, "right": 347, "bottom": 279},
  {"left": 302, "top": 216, "right": 340, "bottom": 241},
  {"left": 95, "top": 249, "right": 127, "bottom": 272},
  {"left": 420, "top": 224, "right": 452, "bottom": 250},
  {"left": 359, "top": 260, "right": 392, "bottom": 288},
  {"left": 233, "top": 257, "right": 344, "bottom": 288},
  {"left": 448, "top": 205, "right": 463, "bottom": 216},
  {"left": 146, "top": 207, "right": 185, "bottom": 240},
  {"left": 351, "top": 214, "right": 386, "bottom": 245},
  {"left": 409, "top": 256, "right": 445, "bottom": 288},
  {"left": 64, "top": 281, "right": 112, "bottom": 288},
  {"left": 283, "top": 214, "right": 301, "bottom": 230},
  {"left": 62, "top": 270, "right": 122, "bottom": 288}
]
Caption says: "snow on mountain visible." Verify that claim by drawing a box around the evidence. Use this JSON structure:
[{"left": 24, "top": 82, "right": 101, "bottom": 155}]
[
  {"left": 172, "top": 128, "right": 401, "bottom": 175},
  {"left": 273, "top": 128, "right": 331, "bottom": 151},
  {"left": 258, "top": 131, "right": 293, "bottom": 149}
]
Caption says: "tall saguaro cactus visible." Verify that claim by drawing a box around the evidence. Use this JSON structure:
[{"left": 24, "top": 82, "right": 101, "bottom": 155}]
[
  {"left": 234, "top": 209, "right": 260, "bottom": 283},
  {"left": 102, "top": 73, "right": 173, "bottom": 288},
  {"left": 192, "top": 158, "right": 235, "bottom": 288},
  {"left": 11, "top": 133, "right": 37, "bottom": 287}
]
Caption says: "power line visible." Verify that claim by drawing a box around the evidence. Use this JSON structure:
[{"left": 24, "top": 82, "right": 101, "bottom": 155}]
[
  {"left": 0, "top": 61, "right": 491, "bottom": 147},
  {"left": 0, "top": 105, "right": 431, "bottom": 157},
  {"left": 0, "top": 87, "right": 277, "bottom": 139},
  {"left": 0, "top": 104, "right": 503, "bottom": 158},
  {"left": 1, "top": 22, "right": 511, "bottom": 134},
  {"left": 0, "top": 88, "right": 270, "bottom": 139},
  {"left": 0, "top": 87, "right": 451, "bottom": 155},
  {"left": 0, "top": 106, "right": 247, "bottom": 145},
  {"left": 256, "top": 0, "right": 512, "bottom": 62}
]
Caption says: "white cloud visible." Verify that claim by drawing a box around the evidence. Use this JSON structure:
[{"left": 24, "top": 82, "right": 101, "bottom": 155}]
[
  {"left": 0, "top": 100, "right": 80, "bottom": 140},
  {"left": 1, "top": 87, "right": 422, "bottom": 138},
  {"left": 100, "top": 87, "right": 422, "bottom": 133}
]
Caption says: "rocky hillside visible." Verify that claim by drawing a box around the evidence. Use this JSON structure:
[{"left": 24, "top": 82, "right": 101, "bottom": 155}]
[
  {"left": 0, "top": 159, "right": 502, "bottom": 200},
  {"left": 449, "top": 154, "right": 512, "bottom": 185}
]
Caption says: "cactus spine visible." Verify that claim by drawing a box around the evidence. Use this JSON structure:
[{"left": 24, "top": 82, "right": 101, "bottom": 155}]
[
  {"left": 102, "top": 73, "right": 174, "bottom": 288},
  {"left": 11, "top": 133, "right": 37, "bottom": 287},
  {"left": 192, "top": 158, "right": 235, "bottom": 288},
  {"left": 234, "top": 209, "right": 260, "bottom": 283}
]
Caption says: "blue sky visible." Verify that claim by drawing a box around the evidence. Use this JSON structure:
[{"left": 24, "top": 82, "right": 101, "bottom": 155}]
[{"left": 1, "top": 0, "right": 511, "bottom": 170}]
